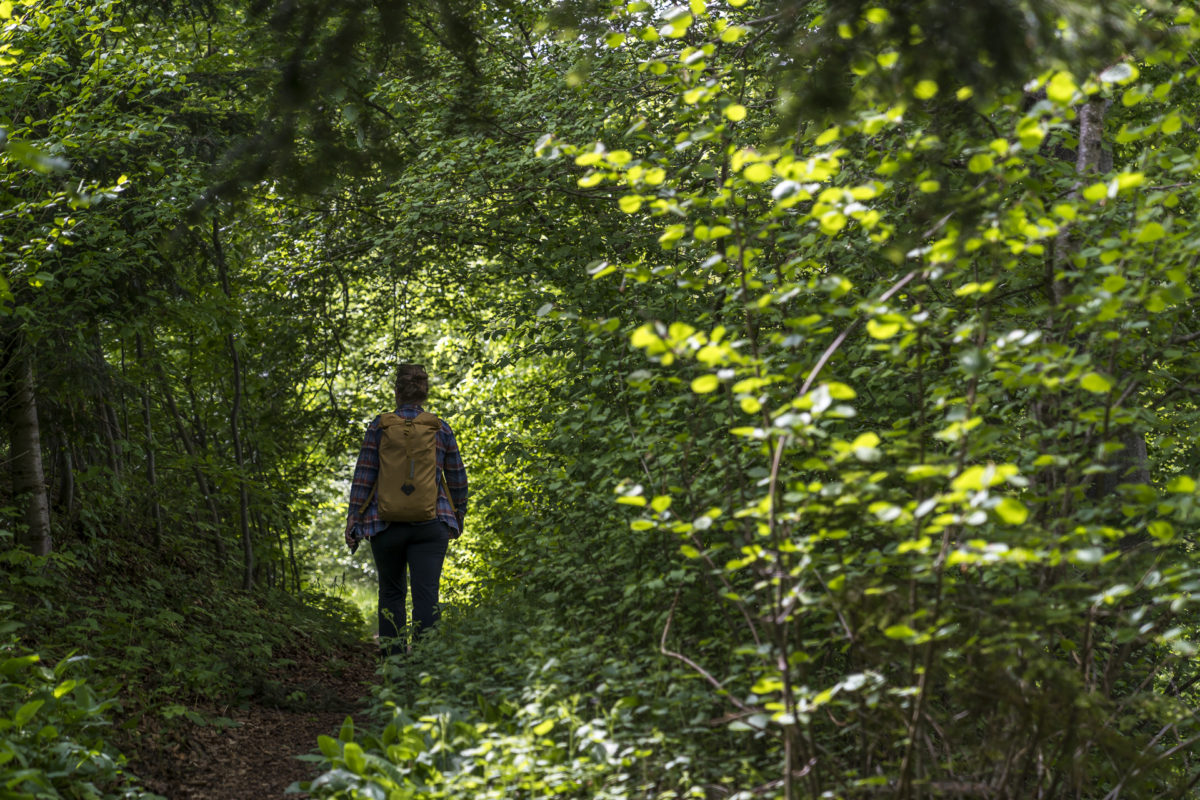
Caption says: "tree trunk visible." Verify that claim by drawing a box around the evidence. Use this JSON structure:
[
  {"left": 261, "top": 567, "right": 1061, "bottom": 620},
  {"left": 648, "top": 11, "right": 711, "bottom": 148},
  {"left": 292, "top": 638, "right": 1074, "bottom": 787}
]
[
  {"left": 91, "top": 330, "right": 124, "bottom": 481},
  {"left": 152, "top": 358, "right": 226, "bottom": 565},
  {"left": 1044, "top": 97, "right": 1150, "bottom": 522},
  {"left": 284, "top": 515, "right": 301, "bottom": 594},
  {"left": 212, "top": 217, "right": 254, "bottom": 591},
  {"left": 136, "top": 332, "right": 163, "bottom": 549},
  {"left": 7, "top": 350, "right": 52, "bottom": 555},
  {"left": 57, "top": 441, "right": 74, "bottom": 518}
]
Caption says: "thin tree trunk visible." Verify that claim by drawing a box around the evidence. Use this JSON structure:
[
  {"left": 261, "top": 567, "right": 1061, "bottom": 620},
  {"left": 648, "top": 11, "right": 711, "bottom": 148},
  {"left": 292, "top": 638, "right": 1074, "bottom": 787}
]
[
  {"left": 91, "top": 330, "right": 124, "bottom": 481},
  {"left": 1058, "top": 100, "right": 1150, "bottom": 510},
  {"left": 7, "top": 349, "right": 52, "bottom": 555},
  {"left": 136, "top": 333, "right": 163, "bottom": 549},
  {"left": 284, "top": 515, "right": 301, "bottom": 594},
  {"left": 212, "top": 217, "right": 254, "bottom": 591},
  {"left": 152, "top": 359, "right": 226, "bottom": 565},
  {"left": 46, "top": 428, "right": 76, "bottom": 541},
  {"left": 1050, "top": 97, "right": 1107, "bottom": 300},
  {"left": 258, "top": 509, "right": 288, "bottom": 593},
  {"left": 58, "top": 442, "right": 74, "bottom": 518}
]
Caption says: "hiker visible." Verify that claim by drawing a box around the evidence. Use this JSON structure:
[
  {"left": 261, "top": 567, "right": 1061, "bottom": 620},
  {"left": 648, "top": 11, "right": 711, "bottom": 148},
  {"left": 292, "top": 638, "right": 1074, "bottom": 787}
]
[{"left": 344, "top": 363, "right": 469, "bottom": 657}]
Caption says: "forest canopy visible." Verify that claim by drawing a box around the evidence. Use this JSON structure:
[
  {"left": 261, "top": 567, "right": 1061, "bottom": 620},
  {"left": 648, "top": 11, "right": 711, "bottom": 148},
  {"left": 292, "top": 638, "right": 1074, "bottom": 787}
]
[{"left": 4, "top": 0, "right": 1200, "bottom": 797}]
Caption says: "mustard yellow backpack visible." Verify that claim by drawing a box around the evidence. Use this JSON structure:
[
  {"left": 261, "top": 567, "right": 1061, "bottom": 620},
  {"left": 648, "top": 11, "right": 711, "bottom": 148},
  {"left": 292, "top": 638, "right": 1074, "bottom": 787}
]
[{"left": 361, "top": 412, "right": 444, "bottom": 522}]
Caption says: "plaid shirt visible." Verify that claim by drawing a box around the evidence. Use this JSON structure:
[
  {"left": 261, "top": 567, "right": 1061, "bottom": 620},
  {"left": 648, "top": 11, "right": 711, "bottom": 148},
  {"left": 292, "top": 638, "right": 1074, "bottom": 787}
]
[{"left": 345, "top": 405, "right": 469, "bottom": 550}]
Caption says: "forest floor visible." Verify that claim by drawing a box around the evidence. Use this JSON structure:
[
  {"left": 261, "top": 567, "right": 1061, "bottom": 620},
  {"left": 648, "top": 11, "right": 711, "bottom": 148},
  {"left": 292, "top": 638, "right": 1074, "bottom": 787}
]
[{"left": 129, "top": 640, "right": 379, "bottom": 799}]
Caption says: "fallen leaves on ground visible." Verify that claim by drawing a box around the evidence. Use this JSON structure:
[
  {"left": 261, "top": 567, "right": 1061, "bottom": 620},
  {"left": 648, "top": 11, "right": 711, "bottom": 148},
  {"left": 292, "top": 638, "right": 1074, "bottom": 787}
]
[{"left": 129, "top": 641, "right": 378, "bottom": 800}]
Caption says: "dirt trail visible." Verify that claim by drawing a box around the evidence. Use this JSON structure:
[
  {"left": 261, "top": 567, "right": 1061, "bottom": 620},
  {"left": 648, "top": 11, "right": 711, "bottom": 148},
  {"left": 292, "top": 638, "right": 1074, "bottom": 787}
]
[{"left": 132, "top": 642, "right": 378, "bottom": 799}]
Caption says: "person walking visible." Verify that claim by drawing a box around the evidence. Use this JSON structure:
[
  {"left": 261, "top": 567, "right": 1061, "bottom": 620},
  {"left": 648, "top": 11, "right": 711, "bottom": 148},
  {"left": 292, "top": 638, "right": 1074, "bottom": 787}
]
[{"left": 345, "top": 363, "right": 469, "bottom": 657}]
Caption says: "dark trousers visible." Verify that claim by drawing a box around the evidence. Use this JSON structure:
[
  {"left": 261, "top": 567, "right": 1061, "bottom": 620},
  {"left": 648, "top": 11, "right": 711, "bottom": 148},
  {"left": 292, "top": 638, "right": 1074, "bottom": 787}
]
[{"left": 369, "top": 521, "right": 450, "bottom": 657}]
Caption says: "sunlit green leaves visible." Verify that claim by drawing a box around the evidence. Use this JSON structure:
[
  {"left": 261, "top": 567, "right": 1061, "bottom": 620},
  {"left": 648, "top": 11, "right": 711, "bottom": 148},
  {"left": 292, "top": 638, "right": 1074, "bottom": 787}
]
[
  {"left": 883, "top": 624, "right": 917, "bottom": 640},
  {"left": 992, "top": 497, "right": 1028, "bottom": 525},
  {"left": 1167, "top": 475, "right": 1196, "bottom": 493},
  {"left": 1045, "top": 71, "right": 1078, "bottom": 104},
  {"left": 659, "top": 5, "right": 693, "bottom": 38},
  {"left": 866, "top": 319, "right": 899, "bottom": 339},
  {"left": 1079, "top": 372, "right": 1113, "bottom": 393},
  {"left": 1136, "top": 222, "right": 1166, "bottom": 243},
  {"left": 967, "top": 153, "right": 994, "bottom": 173},
  {"left": 951, "top": 464, "right": 1020, "bottom": 491}
]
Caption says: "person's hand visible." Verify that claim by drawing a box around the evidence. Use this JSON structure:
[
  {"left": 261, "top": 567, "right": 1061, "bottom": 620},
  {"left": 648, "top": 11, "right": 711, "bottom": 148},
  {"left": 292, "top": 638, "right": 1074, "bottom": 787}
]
[{"left": 345, "top": 520, "right": 360, "bottom": 554}]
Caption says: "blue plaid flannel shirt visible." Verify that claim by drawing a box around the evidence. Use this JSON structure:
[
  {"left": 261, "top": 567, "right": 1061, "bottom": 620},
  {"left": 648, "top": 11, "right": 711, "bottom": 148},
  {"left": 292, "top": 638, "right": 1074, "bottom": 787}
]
[{"left": 345, "top": 405, "right": 469, "bottom": 551}]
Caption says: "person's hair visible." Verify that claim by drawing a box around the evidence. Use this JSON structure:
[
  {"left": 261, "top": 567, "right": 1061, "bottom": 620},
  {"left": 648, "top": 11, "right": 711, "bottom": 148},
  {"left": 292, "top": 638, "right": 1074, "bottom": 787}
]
[{"left": 394, "top": 363, "right": 429, "bottom": 404}]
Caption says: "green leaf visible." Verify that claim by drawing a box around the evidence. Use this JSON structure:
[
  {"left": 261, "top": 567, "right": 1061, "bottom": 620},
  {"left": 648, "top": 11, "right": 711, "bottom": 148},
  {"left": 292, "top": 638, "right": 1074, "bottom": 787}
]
[
  {"left": 826, "top": 382, "right": 856, "bottom": 399},
  {"left": 1148, "top": 520, "right": 1175, "bottom": 543},
  {"left": 866, "top": 319, "right": 899, "bottom": 339},
  {"left": 720, "top": 25, "right": 747, "bottom": 43},
  {"left": 1082, "top": 182, "right": 1108, "bottom": 202},
  {"left": 14, "top": 700, "right": 44, "bottom": 727},
  {"left": 1122, "top": 87, "right": 1146, "bottom": 106},
  {"left": 661, "top": 10, "right": 693, "bottom": 38},
  {"left": 913, "top": 80, "right": 938, "bottom": 100},
  {"left": 533, "top": 718, "right": 555, "bottom": 736},
  {"left": 1046, "top": 71, "right": 1078, "bottom": 104},
  {"left": 0, "top": 655, "right": 39, "bottom": 677},
  {"left": 343, "top": 741, "right": 366, "bottom": 774},
  {"left": 743, "top": 163, "right": 772, "bottom": 183},
  {"left": 993, "top": 497, "right": 1028, "bottom": 525},
  {"left": 1099, "top": 63, "right": 1135, "bottom": 83},
  {"left": 1167, "top": 475, "right": 1196, "bottom": 493},
  {"left": 1136, "top": 222, "right": 1165, "bottom": 243},
  {"left": 1079, "top": 372, "right": 1113, "bottom": 394},
  {"left": 630, "top": 325, "right": 659, "bottom": 349},
  {"left": 691, "top": 374, "right": 720, "bottom": 393},
  {"left": 884, "top": 624, "right": 917, "bottom": 639},
  {"left": 967, "top": 154, "right": 994, "bottom": 173}
]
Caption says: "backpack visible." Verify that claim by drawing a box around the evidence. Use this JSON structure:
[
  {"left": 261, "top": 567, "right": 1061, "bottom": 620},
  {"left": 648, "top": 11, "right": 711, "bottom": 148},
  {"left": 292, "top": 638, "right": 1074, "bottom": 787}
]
[{"left": 362, "top": 412, "right": 444, "bottom": 523}]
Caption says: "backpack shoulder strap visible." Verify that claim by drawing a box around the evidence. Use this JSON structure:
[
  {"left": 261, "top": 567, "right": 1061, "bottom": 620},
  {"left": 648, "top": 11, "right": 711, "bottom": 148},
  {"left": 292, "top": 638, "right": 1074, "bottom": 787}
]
[
  {"left": 358, "top": 413, "right": 399, "bottom": 515},
  {"left": 358, "top": 483, "right": 377, "bottom": 515}
]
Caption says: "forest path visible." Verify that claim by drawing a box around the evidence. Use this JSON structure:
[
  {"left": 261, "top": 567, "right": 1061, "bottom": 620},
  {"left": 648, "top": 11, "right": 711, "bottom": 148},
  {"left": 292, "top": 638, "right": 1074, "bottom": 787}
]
[{"left": 132, "top": 640, "right": 378, "bottom": 799}]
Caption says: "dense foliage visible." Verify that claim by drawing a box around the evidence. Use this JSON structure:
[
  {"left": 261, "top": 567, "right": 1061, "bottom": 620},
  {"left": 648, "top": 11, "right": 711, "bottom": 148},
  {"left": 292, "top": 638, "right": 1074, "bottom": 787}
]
[{"left": 6, "top": 0, "right": 1200, "bottom": 797}]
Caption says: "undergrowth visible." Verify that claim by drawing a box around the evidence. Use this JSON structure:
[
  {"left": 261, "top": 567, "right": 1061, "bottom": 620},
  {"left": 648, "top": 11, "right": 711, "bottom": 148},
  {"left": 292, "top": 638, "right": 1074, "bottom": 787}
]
[
  {"left": 0, "top": 527, "right": 369, "bottom": 799},
  {"left": 301, "top": 526, "right": 779, "bottom": 800}
]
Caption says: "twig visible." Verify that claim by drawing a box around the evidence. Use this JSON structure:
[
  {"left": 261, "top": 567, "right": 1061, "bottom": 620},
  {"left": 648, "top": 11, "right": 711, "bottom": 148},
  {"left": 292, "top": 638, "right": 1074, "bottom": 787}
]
[
  {"left": 660, "top": 590, "right": 755, "bottom": 714},
  {"left": 765, "top": 268, "right": 924, "bottom": 519}
]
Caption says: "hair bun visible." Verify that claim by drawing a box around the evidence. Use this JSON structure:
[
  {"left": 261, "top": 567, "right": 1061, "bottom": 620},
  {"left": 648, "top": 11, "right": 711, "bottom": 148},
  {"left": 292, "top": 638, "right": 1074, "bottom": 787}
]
[{"left": 395, "top": 363, "right": 430, "bottom": 402}]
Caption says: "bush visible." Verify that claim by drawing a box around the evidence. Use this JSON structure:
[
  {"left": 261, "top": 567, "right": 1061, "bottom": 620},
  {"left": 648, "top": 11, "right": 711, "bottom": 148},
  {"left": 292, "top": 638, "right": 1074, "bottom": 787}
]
[{"left": 0, "top": 640, "right": 161, "bottom": 800}]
